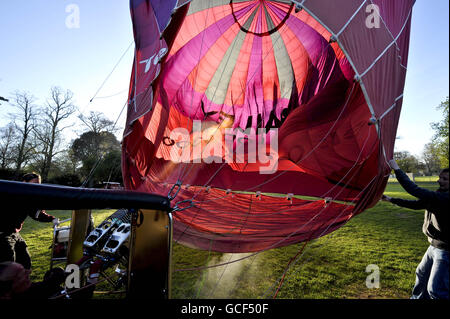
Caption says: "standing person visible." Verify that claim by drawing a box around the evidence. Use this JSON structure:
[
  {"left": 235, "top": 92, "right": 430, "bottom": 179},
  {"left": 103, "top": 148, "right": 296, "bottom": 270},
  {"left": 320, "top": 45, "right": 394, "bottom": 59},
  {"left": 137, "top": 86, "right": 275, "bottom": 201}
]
[
  {"left": 382, "top": 160, "right": 449, "bottom": 299},
  {"left": 0, "top": 173, "right": 59, "bottom": 270}
]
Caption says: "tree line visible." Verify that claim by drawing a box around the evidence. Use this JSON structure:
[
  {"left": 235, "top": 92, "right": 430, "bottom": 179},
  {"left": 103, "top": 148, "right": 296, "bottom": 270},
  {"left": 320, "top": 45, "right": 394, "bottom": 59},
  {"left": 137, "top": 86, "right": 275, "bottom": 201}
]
[
  {"left": 395, "top": 96, "right": 449, "bottom": 175},
  {"left": 0, "top": 87, "right": 122, "bottom": 187}
]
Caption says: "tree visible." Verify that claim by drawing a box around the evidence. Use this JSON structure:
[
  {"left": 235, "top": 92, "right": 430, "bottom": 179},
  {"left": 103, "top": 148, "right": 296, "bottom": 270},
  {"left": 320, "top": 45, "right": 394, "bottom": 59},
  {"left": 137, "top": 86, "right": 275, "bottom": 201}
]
[
  {"left": 82, "top": 149, "right": 122, "bottom": 187},
  {"left": 431, "top": 97, "right": 449, "bottom": 168},
  {"left": 71, "top": 130, "right": 121, "bottom": 187},
  {"left": 78, "top": 111, "right": 118, "bottom": 134},
  {"left": 421, "top": 143, "right": 441, "bottom": 175},
  {"left": 0, "top": 123, "right": 17, "bottom": 169},
  {"left": 394, "top": 151, "right": 420, "bottom": 173},
  {"left": 57, "top": 149, "right": 81, "bottom": 176},
  {"left": 33, "top": 86, "right": 77, "bottom": 181},
  {"left": 8, "top": 91, "right": 38, "bottom": 173},
  {"left": 71, "top": 131, "right": 120, "bottom": 163},
  {"left": 44, "top": 150, "right": 82, "bottom": 186}
]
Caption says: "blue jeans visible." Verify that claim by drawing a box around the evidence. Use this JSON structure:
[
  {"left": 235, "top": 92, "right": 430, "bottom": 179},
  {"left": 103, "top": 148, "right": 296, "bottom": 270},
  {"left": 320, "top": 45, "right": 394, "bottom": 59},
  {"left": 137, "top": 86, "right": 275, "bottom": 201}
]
[{"left": 411, "top": 245, "right": 449, "bottom": 299}]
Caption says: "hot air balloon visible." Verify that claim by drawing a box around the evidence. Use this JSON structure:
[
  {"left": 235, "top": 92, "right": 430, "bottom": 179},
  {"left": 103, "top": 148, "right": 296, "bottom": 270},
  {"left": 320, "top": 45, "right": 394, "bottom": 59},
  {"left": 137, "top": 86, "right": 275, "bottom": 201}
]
[{"left": 122, "top": 0, "right": 415, "bottom": 253}]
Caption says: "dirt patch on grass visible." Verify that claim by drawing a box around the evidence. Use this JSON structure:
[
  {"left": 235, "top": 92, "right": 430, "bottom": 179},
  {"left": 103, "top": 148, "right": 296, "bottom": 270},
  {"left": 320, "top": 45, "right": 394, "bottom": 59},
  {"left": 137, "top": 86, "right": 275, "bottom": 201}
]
[
  {"left": 396, "top": 212, "right": 413, "bottom": 219},
  {"left": 354, "top": 290, "right": 409, "bottom": 299}
]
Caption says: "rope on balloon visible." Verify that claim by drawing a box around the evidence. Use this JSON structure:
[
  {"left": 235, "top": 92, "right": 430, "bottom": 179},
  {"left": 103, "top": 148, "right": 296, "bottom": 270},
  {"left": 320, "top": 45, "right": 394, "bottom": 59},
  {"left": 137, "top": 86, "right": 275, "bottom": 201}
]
[
  {"left": 265, "top": 176, "right": 378, "bottom": 299},
  {"left": 171, "top": 77, "right": 359, "bottom": 245},
  {"left": 174, "top": 0, "right": 215, "bottom": 183},
  {"left": 170, "top": 15, "right": 344, "bottom": 252},
  {"left": 214, "top": 160, "right": 379, "bottom": 299},
  {"left": 210, "top": 127, "right": 372, "bottom": 258},
  {"left": 78, "top": 41, "right": 134, "bottom": 117},
  {"left": 169, "top": 8, "right": 389, "bottom": 270},
  {"left": 172, "top": 4, "right": 310, "bottom": 187},
  {"left": 174, "top": 125, "right": 375, "bottom": 275},
  {"left": 94, "top": 89, "right": 129, "bottom": 100},
  {"left": 174, "top": 44, "right": 345, "bottom": 210},
  {"left": 170, "top": 40, "right": 376, "bottom": 301},
  {"left": 77, "top": 40, "right": 134, "bottom": 188},
  {"left": 180, "top": 79, "right": 358, "bottom": 208},
  {"left": 176, "top": 123, "right": 376, "bottom": 300},
  {"left": 172, "top": 82, "right": 370, "bottom": 290},
  {"left": 169, "top": 11, "right": 314, "bottom": 250},
  {"left": 301, "top": 0, "right": 412, "bottom": 172},
  {"left": 182, "top": 158, "right": 378, "bottom": 299},
  {"left": 134, "top": 1, "right": 402, "bottom": 298}
]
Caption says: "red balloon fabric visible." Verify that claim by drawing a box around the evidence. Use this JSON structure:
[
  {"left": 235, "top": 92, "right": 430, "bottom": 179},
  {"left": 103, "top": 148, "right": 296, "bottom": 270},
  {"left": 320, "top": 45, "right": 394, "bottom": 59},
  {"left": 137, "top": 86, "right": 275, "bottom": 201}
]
[{"left": 122, "top": 0, "right": 415, "bottom": 252}]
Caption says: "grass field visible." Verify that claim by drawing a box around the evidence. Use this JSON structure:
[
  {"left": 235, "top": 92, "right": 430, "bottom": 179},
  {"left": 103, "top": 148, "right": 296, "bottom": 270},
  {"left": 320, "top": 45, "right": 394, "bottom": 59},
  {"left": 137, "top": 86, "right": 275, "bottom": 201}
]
[{"left": 19, "top": 180, "right": 438, "bottom": 299}]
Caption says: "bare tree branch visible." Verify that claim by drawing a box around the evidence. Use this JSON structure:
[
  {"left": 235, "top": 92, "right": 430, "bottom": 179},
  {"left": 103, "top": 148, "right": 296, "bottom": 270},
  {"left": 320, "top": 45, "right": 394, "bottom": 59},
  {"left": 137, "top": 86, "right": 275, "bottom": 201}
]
[
  {"left": 78, "top": 110, "right": 118, "bottom": 134},
  {"left": 8, "top": 91, "right": 38, "bottom": 172},
  {"left": 34, "top": 86, "right": 77, "bottom": 180}
]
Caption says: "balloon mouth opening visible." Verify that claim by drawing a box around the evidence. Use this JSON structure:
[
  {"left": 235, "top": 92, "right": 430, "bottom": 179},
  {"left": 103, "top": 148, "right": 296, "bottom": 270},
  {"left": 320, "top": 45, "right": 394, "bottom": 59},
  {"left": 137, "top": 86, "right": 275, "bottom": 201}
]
[{"left": 230, "top": 0, "right": 295, "bottom": 36}]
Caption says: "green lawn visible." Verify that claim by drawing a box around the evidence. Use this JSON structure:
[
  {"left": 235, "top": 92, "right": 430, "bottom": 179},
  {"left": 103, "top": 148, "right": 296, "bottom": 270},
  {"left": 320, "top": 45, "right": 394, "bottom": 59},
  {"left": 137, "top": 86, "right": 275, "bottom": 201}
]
[{"left": 20, "top": 180, "right": 438, "bottom": 299}]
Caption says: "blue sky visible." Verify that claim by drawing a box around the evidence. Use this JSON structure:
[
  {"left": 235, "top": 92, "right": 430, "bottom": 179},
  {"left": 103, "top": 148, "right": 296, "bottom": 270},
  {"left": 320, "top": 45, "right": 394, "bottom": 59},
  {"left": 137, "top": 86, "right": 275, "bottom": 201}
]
[
  {"left": 0, "top": 0, "right": 449, "bottom": 157},
  {"left": 0, "top": 1, "right": 134, "bottom": 141}
]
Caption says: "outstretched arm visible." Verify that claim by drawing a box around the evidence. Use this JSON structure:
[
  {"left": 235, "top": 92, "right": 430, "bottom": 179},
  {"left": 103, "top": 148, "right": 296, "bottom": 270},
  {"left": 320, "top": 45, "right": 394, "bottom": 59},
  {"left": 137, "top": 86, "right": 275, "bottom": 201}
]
[
  {"left": 388, "top": 160, "right": 444, "bottom": 202},
  {"left": 382, "top": 194, "right": 426, "bottom": 210},
  {"left": 28, "top": 209, "right": 58, "bottom": 225}
]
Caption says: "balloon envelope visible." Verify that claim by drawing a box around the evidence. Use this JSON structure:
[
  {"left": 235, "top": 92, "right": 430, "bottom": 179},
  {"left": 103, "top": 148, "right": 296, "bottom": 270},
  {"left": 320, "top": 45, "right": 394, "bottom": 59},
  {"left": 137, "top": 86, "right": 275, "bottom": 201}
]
[{"left": 122, "top": 0, "right": 414, "bottom": 252}]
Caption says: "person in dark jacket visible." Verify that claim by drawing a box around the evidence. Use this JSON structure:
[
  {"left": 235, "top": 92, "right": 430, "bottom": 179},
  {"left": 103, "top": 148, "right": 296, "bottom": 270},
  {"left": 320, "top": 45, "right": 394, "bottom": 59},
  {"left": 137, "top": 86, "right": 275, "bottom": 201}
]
[
  {"left": 382, "top": 160, "right": 449, "bottom": 299},
  {"left": 0, "top": 173, "right": 59, "bottom": 270}
]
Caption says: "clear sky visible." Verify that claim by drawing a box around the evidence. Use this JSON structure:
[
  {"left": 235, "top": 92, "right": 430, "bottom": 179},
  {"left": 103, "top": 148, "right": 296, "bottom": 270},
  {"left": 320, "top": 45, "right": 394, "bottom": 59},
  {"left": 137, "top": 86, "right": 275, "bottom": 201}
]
[
  {"left": 0, "top": 0, "right": 449, "bottom": 157},
  {"left": 0, "top": 0, "right": 134, "bottom": 141}
]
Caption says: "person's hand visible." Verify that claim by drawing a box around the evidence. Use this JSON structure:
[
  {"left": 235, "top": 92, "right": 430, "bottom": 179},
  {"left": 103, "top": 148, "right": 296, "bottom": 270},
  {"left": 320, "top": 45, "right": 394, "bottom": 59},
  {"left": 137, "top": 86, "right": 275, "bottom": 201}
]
[
  {"left": 52, "top": 218, "right": 60, "bottom": 227},
  {"left": 0, "top": 262, "right": 32, "bottom": 294},
  {"left": 388, "top": 159, "right": 400, "bottom": 170},
  {"left": 381, "top": 195, "right": 391, "bottom": 202}
]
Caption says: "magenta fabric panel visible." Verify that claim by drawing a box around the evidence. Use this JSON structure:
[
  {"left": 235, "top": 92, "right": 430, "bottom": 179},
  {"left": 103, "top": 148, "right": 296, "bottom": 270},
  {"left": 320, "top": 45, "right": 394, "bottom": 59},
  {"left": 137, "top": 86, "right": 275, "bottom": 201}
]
[
  {"left": 302, "top": 0, "right": 365, "bottom": 34},
  {"left": 160, "top": 13, "right": 237, "bottom": 116},
  {"left": 372, "top": 0, "right": 415, "bottom": 39},
  {"left": 124, "top": 0, "right": 171, "bottom": 136},
  {"left": 308, "top": 0, "right": 414, "bottom": 166},
  {"left": 336, "top": 8, "right": 393, "bottom": 78},
  {"left": 160, "top": 9, "right": 348, "bottom": 129},
  {"left": 305, "top": 0, "right": 414, "bottom": 115},
  {"left": 361, "top": 44, "right": 408, "bottom": 162},
  {"left": 149, "top": 0, "right": 179, "bottom": 32},
  {"left": 244, "top": 35, "right": 264, "bottom": 126}
]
